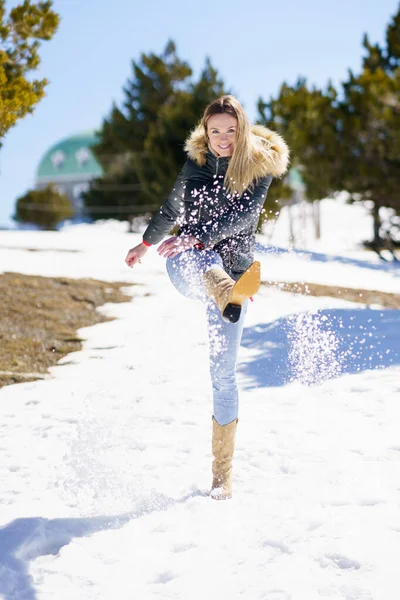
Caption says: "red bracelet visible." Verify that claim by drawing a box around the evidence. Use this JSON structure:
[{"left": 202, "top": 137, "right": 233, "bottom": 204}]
[{"left": 142, "top": 239, "right": 151, "bottom": 247}]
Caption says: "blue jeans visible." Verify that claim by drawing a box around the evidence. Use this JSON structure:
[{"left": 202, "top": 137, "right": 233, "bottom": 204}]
[{"left": 166, "top": 250, "right": 247, "bottom": 426}]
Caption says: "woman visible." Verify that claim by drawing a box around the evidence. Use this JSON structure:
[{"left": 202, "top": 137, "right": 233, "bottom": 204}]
[{"left": 125, "top": 95, "right": 289, "bottom": 500}]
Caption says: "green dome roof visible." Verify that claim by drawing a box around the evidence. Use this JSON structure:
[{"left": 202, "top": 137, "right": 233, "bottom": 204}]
[{"left": 36, "top": 131, "right": 103, "bottom": 180}]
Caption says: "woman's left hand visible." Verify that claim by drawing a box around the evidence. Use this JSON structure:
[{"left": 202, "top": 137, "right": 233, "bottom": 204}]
[{"left": 157, "top": 235, "right": 201, "bottom": 258}]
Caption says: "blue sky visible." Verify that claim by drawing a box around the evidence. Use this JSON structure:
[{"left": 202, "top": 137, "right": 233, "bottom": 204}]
[{"left": 1, "top": 0, "right": 399, "bottom": 227}]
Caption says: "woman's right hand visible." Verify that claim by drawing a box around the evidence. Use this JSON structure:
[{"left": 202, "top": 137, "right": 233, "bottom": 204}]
[{"left": 125, "top": 242, "right": 149, "bottom": 268}]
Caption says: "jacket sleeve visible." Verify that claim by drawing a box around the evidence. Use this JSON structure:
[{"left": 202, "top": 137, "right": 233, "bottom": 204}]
[
  {"left": 190, "top": 175, "right": 273, "bottom": 247},
  {"left": 142, "top": 161, "right": 190, "bottom": 245}
]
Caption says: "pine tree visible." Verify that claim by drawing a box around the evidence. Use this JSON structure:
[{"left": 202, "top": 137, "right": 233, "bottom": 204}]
[
  {"left": 83, "top": 41, "right": 193, "bottom": 225},
  {"left": 257, "top": 80, "right": 340, "bottom": 210},
  {"left": 340, "top": 7, "right": 400, "bottom": 246},
  {"left": 258, "top": 5, "right": 400, "bottom": 248},
  {"left": 0, "top": 1, "right": 59, "bottom": 140},
  {"left": 141, "top": 57, "right": 227, "bottom": 203},
  {"left": 83, "top": 43, "right": 230, "bottom": 227}
]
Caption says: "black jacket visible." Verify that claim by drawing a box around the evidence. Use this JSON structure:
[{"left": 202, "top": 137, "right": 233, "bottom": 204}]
[
  {"left": 143, "top": 124, "right": 289, "bottom": 276},
  {"left": 143, "top": 152, "right": 272, "bottom": 276}
]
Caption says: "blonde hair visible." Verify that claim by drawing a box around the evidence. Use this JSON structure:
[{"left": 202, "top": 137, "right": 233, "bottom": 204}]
[{"left": 201, "top": 95, "right": 256, "bottom": 196}]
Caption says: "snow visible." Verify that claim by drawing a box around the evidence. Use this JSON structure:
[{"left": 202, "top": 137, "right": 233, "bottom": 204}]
[{"left": 0, "top": 199, "right": 399, "bottom": 600}]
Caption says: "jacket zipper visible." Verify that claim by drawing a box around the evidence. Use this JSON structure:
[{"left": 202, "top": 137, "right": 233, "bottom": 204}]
[{"left": 198, "top": 156, "right": 220, "bottom": 222}]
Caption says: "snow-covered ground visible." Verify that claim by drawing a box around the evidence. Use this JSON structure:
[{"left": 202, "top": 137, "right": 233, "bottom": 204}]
[{"left": 0, "top": 200, "right": 399, "bottom": 600}]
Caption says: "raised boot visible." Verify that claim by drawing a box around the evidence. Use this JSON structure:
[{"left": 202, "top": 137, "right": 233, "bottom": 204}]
[
  {"left": 210, "top": 416, "right": 238, "bottom": 500},
  {"left": 203, "top": 262, "right": 261, "bottom": 323}
]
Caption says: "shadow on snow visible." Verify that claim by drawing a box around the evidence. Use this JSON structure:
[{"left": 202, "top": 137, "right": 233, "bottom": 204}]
[
  {"left": 240, "top": 307, "right": 400, "bottom": 388},
  {"left": 256, "top": 242, "right": 400, "bottom": 277},
  {"left": 0, "top": 489, "right": 206, "bottom": 600}
]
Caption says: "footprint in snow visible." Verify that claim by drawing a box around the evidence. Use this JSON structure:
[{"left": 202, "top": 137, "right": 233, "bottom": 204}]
[
  {"left": 356, "top": 497, "right": 385, "bottom": 506},
  {"left": 153, "top": 571, "right": 177, "bottom": 584},
  {"left": 8, "top": 466, "right": 22, "bottom": 473},
  {"left": 319, "top": 553, "right": 361, "bottom": 570},
  {"left": 172, "top": 542, "right": 196, "bottom": 553},
  {"left": 261, "top": 539, "right": 291, "bottom": 554},
  {"left": 307, "top": 519, "right": 324, "bottom": 531}
]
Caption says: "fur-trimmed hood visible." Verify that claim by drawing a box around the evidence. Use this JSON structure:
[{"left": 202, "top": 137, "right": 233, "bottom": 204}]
[{"left": 184, "top": 124, "right": 290, "bottom": 178}]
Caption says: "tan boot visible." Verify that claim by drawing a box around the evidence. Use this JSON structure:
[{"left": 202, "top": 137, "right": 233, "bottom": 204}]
[
  {"left": 210, "top": 416, "right": 238, "bottom": 500},
  {"left": 203, "top": 262, "right": 261, "bottom": 323}
]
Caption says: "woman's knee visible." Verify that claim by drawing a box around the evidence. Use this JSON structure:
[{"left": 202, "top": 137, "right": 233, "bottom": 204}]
[
  {"left": 211, "top": 370, "right": 237, "bottom": 392},
  {"left": 166, "top": 253, "right": 201, "bottom": 298},
  {"left": 210, "top": 356, "right": 237, "bottom": 384}
]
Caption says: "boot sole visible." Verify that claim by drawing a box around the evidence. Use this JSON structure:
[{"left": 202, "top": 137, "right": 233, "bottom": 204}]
[{"left": 222, "top": 262, "right": 261, "bottom": 323}]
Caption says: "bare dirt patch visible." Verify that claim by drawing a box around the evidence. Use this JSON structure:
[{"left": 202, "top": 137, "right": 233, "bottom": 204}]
[
  {"left": 0, "top": 272, "right": 132, "bottom": 389},
  {"left": 1, "top": 272, "right": 397, "bottom": 390},
  {"left": 263, "top": 280, "right": 400, "bottom": 309}
]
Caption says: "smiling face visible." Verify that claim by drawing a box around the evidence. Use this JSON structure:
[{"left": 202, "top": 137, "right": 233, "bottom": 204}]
[{"left": 206, "top": 113, "right": 238, "bottom": 157}]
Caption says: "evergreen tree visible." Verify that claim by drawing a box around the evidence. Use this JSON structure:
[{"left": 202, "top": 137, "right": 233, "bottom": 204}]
[
  {"left": 258, "top": 5, "right": 400, "bottom": 247},
  {"left": 83, "top": 41, "right": 193, "bottom": 224},
  {"left": 83, "top": 42, "right": 231, "bottom": 227},
  {"left": 257, "top": 80, "right": 339, "bottom": 205},
  {"left": 340, "top": 6, "right": 400, "bottom": 244},
  {"left": 85, "top": 41, "right": 296, "bottom": 230},
  {"left": 142, "top": 58, "right": 227, "bottom": 203},
  {"left": 0, "top": 1, "right": 59, "bottom": 140},
  {"left": 14, "top": 185, "right": 73, "bottom": 230}
]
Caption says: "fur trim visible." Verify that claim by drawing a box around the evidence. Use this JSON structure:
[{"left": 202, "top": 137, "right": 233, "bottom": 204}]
[{"left": 184, "top": 124, "right": 290, "bottom": 178}]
